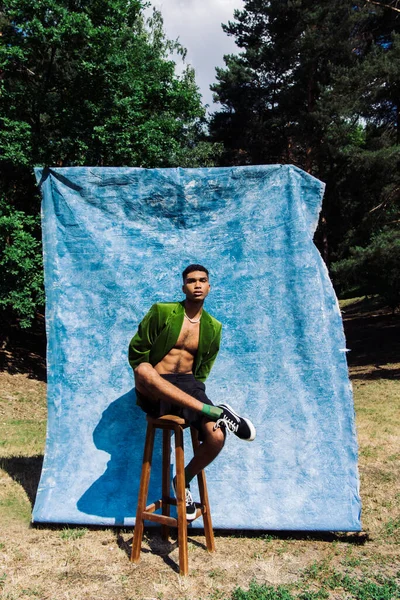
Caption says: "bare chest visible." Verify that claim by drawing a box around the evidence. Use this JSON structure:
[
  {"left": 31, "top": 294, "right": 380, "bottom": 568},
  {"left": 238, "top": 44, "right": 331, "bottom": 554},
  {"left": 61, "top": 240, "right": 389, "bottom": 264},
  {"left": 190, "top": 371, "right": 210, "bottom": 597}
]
[{"left": 174, "top": 319, "right": 200, "bottom": 356}]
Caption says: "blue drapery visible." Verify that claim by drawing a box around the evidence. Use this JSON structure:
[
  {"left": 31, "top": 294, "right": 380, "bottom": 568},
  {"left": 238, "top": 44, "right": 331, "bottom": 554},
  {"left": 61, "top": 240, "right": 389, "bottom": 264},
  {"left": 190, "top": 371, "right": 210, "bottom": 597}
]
[{"left": 33, "top": 165, "right": 361, "bottom": 530}]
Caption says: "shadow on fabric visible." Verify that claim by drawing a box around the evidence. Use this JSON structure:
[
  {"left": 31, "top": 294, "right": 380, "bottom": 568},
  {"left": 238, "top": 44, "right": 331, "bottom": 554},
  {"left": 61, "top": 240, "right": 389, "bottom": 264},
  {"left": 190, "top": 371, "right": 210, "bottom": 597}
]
[{"left": 77, "top": 388, "right": 163, "bottom": 525}]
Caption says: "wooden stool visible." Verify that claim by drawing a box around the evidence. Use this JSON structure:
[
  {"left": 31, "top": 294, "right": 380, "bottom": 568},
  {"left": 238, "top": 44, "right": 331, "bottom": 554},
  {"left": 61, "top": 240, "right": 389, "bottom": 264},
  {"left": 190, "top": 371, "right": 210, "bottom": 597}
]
[{"left": 131, "top": 414, "right": 215, "bottom": 575}]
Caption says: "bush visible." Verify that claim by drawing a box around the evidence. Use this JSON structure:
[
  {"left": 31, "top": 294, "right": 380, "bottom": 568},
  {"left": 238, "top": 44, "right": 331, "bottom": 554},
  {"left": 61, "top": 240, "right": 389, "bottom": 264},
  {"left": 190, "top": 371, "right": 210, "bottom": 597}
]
[{"left": 0, "top": 198, "right": 44, "bottom": 328}]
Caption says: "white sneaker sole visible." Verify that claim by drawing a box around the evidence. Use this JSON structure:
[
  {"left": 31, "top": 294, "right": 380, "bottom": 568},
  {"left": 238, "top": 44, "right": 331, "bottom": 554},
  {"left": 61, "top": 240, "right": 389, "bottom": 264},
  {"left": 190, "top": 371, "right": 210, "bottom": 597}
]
[{"left": 220, "top": 403, "right": 256, "bottom": 441}]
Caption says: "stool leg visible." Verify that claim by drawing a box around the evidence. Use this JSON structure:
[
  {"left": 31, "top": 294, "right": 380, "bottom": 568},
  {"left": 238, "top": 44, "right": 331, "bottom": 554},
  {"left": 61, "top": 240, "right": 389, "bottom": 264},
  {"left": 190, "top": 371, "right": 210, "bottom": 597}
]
[
  {"left": 131, "top": 423, "right": 155, "bottom": 562},
  {"left": 161, "top": 429, "right": 171, "bottom": 541},
  {"left": 174, "top": 424, "right": 189, "bottom": 576},
  {"left": 191, "top": 428, "right": 216, "bottom": 553}
]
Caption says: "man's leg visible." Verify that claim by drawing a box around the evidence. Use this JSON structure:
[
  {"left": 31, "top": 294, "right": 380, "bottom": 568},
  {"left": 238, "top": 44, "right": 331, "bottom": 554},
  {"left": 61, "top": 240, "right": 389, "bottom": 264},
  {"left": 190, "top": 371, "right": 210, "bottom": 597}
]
[
  {"left": 135, "top": 362, "right": 256, "bottom": 443},
  {"left": 174, "top": 418, "right": 225, "bottom": 520},
  {"left": 135, "top": 364, "right": 225, "bottom": 479},
  {"left": 183, "top": 419, "right": 225, "bottom": 485},
  {"left": 134, "top": 362, "right": 216, "bottom": 415}
]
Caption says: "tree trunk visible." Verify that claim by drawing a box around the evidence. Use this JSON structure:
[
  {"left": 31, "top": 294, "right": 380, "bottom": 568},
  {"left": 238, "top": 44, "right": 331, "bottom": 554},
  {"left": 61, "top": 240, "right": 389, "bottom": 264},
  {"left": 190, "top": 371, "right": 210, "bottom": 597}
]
[{"left": 320, "top": 213, "right": 329, "bottom": 266}]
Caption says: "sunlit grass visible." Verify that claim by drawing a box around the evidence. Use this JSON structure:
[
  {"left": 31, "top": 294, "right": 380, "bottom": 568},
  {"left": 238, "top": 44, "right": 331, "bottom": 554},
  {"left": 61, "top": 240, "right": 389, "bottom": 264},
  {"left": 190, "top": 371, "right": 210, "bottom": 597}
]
[{"left": 0, "top": 420, "right": 46, "bottom": 457}]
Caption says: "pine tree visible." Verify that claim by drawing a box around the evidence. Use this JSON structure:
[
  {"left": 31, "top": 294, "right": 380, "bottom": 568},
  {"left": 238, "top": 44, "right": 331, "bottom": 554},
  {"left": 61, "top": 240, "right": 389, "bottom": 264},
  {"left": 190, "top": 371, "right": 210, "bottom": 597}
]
[
  {"left": 211, "top": 0, "right": 400, "bottom": 297},
  {"left": 211, "top": 0, "right": 356, "bottom": 169}
]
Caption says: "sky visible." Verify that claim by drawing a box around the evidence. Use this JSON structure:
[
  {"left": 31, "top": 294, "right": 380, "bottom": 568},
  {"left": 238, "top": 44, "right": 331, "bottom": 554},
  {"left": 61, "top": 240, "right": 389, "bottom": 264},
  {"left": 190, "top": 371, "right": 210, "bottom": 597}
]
[{"left": 146, "top": 0, "right": 244, "bottom": 113}]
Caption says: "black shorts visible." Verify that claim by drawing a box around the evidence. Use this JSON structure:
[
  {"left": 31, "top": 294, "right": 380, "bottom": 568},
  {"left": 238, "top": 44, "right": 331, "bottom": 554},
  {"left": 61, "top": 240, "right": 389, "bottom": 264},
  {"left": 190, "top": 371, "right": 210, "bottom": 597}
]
[{"left": 136, "top": 373, "right": 214, "bottom": 440}]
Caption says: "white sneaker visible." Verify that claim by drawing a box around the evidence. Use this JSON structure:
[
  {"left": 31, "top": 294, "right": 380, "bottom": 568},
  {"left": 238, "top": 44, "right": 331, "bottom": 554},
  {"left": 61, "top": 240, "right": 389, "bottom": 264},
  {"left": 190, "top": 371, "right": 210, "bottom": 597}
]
[{"left": 172, "top": 476, "right": 197, "bottom": 521}]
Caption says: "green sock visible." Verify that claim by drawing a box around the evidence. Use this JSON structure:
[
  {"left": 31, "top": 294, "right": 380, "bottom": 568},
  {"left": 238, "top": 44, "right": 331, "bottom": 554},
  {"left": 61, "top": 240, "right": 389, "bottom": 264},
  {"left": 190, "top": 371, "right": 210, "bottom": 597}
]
[{"left": 201, "top": 404, "right": 223, "bottom": 421}]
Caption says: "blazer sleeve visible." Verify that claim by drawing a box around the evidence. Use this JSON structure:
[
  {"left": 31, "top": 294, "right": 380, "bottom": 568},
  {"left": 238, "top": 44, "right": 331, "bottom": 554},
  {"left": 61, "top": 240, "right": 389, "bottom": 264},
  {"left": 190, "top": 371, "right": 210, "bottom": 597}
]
[
  {"left": 195, "top": 324, "right": 222, "bottom": 383},
  {"left": 128, "top": 304, "right": 160, "bottom": 370}
]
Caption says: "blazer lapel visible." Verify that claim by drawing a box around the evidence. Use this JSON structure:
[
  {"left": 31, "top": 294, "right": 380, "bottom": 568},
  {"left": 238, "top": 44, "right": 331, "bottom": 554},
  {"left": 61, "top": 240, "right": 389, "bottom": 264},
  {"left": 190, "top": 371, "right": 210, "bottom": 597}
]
[
  {"left": 196, "top": 309, "right": 215, "bottom": 367},
  {"left": 164, "top": 301, "right": 185, "bottom": 355},
  {"left": 149, "top": 302, "right": 184, "bottom": 366}
]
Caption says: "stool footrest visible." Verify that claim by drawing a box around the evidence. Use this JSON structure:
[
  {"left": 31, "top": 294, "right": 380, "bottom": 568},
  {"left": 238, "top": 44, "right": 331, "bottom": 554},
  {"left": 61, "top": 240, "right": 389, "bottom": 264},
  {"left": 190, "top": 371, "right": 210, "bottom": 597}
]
[
  {"left": 145, "top": 500, "right": 162, "bottom": 514},
  {"left": 143, "top": 512, "right": 178, "bottom": 527},
  {"left": 142, "top": 509, "right": 204, "bottom": 525}
]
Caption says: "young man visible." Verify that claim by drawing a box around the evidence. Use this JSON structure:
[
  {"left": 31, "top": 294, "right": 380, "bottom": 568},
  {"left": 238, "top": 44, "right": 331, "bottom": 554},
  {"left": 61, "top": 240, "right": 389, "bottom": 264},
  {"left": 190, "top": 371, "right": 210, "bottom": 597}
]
[{"left": 129, "top": 264, "right": 256, "bottom": 519}]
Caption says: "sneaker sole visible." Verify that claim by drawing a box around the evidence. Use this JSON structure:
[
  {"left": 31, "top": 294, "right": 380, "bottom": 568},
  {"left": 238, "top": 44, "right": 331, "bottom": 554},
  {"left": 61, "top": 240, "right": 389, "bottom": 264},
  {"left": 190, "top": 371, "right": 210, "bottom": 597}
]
[
  {"left": 172, "top": 478, "right": 197, "bottom": 521},
  {"left": 219, "top": 403, "right": 256, "bottom": 442}
]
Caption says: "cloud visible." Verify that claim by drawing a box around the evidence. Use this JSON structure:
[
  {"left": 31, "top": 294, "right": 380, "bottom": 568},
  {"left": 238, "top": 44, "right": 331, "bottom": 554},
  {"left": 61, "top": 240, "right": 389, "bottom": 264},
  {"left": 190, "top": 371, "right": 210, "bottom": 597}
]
[{"left": 147, "top": 0, "right": 243, "bottom": 111}]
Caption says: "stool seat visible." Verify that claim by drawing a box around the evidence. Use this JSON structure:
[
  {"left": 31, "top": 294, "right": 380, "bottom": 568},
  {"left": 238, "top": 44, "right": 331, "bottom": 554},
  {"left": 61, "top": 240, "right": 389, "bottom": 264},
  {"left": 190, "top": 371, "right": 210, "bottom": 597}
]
[
  {"left": 150, "top": 414, "right": 187, "bottom": 426},
  {"left": 130, "top": 414, "right": 215, "bottom": 575}
]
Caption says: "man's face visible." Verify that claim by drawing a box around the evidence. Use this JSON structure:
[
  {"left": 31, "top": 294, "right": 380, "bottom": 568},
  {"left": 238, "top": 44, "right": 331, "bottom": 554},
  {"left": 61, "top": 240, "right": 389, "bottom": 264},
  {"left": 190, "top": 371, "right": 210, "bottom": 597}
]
[{"left": 182, "top": 270, "right": 210, "bottom": 302}]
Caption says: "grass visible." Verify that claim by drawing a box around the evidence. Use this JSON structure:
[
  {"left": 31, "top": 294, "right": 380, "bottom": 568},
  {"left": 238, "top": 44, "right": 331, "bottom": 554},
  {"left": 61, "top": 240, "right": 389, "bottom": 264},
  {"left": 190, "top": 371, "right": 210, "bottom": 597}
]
[
  {"left": 0, "top": 420, "right": 46, "bottom": 454},
  {"left": 226, "top": 568, "right": 400, "bottom": 599},
  {"left": 59, "top": 528, "right": 88, "bottom": 541},
  {"left": 0, "top": 296, "right": 399, "bottom": 599},
  {"left": 384, "top": 518, "right": 400, "bottom": 543}
]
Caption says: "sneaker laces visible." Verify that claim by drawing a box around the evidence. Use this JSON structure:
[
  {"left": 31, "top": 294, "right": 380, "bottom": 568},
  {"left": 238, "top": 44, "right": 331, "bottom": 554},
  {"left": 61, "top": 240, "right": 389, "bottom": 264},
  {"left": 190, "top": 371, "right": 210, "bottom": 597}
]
[
  {"left": 213, "top": 416, "right": 239, "bottom": 435},
  {"left": 185, "top": 486, "right": 194, "bottom": 505}
]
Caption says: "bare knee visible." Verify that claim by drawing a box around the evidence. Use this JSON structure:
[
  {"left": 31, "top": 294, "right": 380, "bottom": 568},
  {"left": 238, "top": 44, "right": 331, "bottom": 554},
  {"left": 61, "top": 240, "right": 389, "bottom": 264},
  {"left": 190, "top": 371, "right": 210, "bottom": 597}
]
[
  {"left": 134, "top": 362, "right": 155, "bottom": 385},
  {"left": 213, "top": 427, "right": 226, "bottom": 450},
  {"left": 203, "top": 423, "right": 225, "bottom": 451}
]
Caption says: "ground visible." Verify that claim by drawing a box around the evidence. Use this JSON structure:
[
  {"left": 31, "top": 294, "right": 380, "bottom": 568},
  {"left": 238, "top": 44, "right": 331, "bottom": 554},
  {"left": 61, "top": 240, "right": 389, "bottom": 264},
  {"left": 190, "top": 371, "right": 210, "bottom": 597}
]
[{"left": 0, "top": 297, "right": 399, "bottom": 600}]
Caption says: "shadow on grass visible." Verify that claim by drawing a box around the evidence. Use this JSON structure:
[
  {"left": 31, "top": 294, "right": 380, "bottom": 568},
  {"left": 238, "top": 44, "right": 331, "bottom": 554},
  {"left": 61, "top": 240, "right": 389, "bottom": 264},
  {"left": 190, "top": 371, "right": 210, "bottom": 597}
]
[
  {"left": 0, "top": 455, "right": 43, "bottom": 507},
  {"left": 210, "top": 529, "right": 369, "bottom": 545},
  {"left": 0, "top": 317, "right": 46, "bottom": 382},
  {"left": 342, "top": 298, "right": 400, "bottom": 373},
  {"left": 350, "top": 366, "right": 400, "bottom": 381},
  {"left": 118, "top": 532, "right": 182, "bottom": 573}
]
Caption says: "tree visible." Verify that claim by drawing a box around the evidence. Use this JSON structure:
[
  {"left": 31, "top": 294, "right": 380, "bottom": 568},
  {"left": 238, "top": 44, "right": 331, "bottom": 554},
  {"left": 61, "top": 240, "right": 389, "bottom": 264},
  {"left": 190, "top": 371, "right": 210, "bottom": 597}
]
[
  {"left": 210, "top": 1, "right": 357, "bottom": 168},
  {"left": 210, "top": 0, "right": 400, "bottom": 292},
  {"left": 0, "top": 0, "right": 219, "bottom": 329},
  {"left": 331, "top": 230, "right": 400, "bottom": 310}
]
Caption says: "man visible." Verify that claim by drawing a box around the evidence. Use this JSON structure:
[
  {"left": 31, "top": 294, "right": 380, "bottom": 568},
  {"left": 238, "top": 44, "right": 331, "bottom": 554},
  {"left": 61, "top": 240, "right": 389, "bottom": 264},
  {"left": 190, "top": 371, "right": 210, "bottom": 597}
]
[{"left": 129, "top": 264, "right": 256, "bottom": 520}]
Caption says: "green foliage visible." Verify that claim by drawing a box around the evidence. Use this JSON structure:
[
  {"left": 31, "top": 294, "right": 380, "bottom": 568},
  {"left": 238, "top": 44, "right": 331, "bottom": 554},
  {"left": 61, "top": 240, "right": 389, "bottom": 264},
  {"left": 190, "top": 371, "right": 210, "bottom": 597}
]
[
  {"left": 60, "top": 527, "right": 88, "bottom": 540},
  {"left": 0, "top": 1, "right": 215, "bottom": 168},
  {"left": 0, "top": 0, "right": 218, "bottom": 328},
  {"left": 232, "top": 581, "right": 295, "bottom": 600},
  {"left": 228, "top": 575, "right": 400, "bottom": 600},
  {"left": 331, "top": 229, "right": 400, "bottom": 310},
  {"left": 0, "top": 198, "right": 44, "bottom": 328},
  {"left": 0, "top": 119, "right": 32, "bottom": 167},
  {"left": 383, "top": 516, "right": 400, "bottom": 542},
  {"left": 325, "top": 572, "right": 400, "bottom": 600},
  {"left": 211, "top": 0, "right": 358, "bottom": 168},
  {"left": 211, "top": 0, "right": 400, "bottom": 295},
  {"left": 297, "top": 592, "right": 328, "bottom": 600}
]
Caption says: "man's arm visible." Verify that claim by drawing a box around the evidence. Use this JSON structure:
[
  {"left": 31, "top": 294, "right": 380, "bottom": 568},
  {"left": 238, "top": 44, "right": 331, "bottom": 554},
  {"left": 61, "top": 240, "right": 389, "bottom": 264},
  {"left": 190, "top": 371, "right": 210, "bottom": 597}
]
[{"left": 128, "top": 304, "right": 160, "bottom": 370}]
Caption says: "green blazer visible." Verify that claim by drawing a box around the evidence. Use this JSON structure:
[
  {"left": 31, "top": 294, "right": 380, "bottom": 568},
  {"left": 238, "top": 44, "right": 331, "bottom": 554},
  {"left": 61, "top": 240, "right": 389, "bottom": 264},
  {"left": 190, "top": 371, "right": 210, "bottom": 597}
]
[{"left": 128, "top": 301, "right": 222, "bottom": 383}]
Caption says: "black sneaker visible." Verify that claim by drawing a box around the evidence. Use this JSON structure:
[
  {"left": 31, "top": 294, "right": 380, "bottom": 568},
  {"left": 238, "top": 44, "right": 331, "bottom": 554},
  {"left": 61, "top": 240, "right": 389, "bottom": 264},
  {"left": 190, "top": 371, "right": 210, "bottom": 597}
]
[
  {"left": 172, "top": 476, "right": 197, "bottom": 521},
  {"left": 214, "top": 403, "right": 256, "bottom": 441}
]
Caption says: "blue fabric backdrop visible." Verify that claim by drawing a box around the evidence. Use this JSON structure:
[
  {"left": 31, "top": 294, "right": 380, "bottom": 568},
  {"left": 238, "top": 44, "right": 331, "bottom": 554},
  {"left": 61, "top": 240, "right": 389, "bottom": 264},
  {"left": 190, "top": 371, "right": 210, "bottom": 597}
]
[{"left": 33, "top": 165, "right": 361, "bottom": 530}]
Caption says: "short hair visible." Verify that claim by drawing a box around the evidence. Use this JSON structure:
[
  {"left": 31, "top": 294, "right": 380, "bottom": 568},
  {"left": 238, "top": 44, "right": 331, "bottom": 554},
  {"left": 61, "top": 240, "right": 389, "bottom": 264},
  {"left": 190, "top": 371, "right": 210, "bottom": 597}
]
[{"left": 182, "top": 264, "right": 209, "bottom": 281}]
